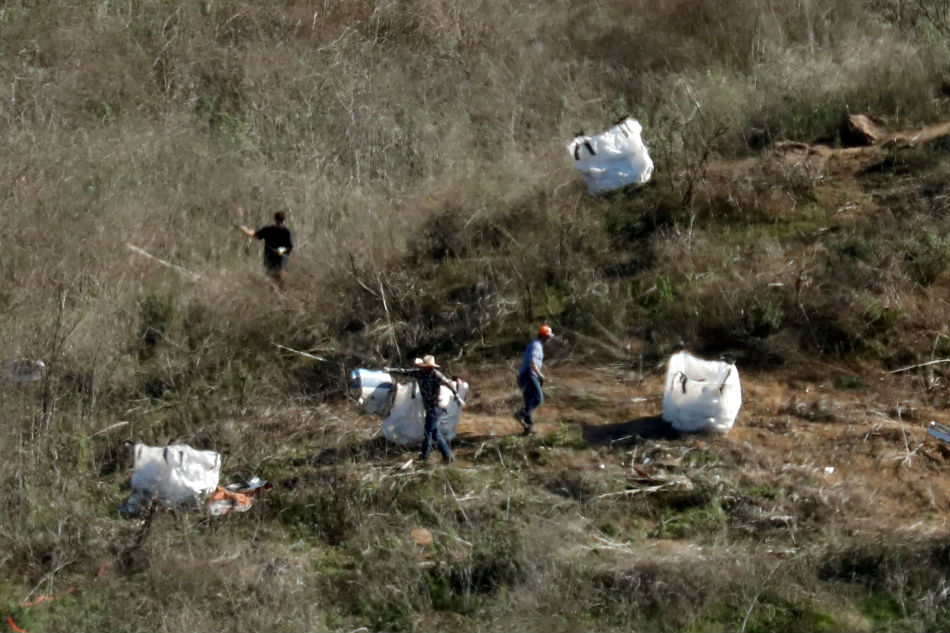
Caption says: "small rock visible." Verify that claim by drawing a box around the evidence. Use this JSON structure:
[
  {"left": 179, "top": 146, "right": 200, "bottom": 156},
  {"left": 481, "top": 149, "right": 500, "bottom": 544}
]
[{"left": 410, "top": 527, "right": 433, "bottom": 547}]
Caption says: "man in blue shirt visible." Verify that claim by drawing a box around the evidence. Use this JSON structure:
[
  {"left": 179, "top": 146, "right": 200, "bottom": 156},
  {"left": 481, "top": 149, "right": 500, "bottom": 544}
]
[{"left": 514, "top": 324, "right": 554, "bottom": 435}]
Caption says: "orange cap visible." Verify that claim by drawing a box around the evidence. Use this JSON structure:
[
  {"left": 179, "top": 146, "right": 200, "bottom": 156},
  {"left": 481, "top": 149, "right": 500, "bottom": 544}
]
[{"left": 538, "top": 324, "right": 554, "bottom": 338}]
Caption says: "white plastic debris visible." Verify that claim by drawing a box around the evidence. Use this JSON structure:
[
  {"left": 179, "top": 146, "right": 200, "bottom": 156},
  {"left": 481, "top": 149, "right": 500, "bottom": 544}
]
[
  {"left": 661, "top": 351, "right": 741, "bottom": 434},
  {"left": 349, "top": 369, "right": 396, "bottom": 416},
  {"left": 2, "top": 359, "right": 46, "bottom": 384},
  {"left": 207, "top": 476, "right": 271, "bottom": 517},
  {"left": 119, "top": 443, "right": 221, "bottom": 515},
  {"left": 380, "top": 380, "right": 470, "bottom": 446},
  {"left": 928, "top": 421, "right": 950, "bottom": 444},
  {"left": 568, "top": 117, "right": 654, "bottom": 195}
]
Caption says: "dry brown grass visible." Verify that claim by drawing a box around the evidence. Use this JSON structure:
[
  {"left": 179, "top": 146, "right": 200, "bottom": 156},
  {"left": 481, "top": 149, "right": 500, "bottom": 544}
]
[{"left": 0, "top": 1, "right": 948, "bottom": 631}]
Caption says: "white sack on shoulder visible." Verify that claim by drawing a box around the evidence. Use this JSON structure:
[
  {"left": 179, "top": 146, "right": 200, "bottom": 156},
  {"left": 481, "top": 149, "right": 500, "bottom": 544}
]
[
  {"left": 662, "top": 351, "right": 741, "bottom": 434},
  {"left": 569, "top": 117, "right": 654, "bottom": 195},
  {"left": 349, "top": 369, "right": 396, "bottom": 416},
  {"left": 381, "top": 380, "right": 470, "bottom": 446}
]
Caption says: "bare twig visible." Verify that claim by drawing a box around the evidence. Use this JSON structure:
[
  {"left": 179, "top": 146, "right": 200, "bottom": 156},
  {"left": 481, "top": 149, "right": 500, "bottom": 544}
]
[
  {"left": 347, "top": 253, "right": 378, "bottom": 297},
  {"left": 739, "top": 563, "right": 781, "bottom": 633}
]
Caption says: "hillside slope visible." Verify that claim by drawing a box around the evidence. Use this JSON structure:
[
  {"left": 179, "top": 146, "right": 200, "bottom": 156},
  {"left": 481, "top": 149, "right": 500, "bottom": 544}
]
[{"left": 1, "top": 2, "right": 948, "bottom": 631}]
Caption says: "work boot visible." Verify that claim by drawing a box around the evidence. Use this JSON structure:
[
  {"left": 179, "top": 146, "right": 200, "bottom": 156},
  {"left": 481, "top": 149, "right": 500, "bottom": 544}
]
[
  {"left": 442, "top": 451, "right": 455, "bottom": 464},
  {"left": 514, "top": 410, "right": 531, "bottom": 433},
  {"left": 521, "top": 423, "right": 534, "bottom": 437}
]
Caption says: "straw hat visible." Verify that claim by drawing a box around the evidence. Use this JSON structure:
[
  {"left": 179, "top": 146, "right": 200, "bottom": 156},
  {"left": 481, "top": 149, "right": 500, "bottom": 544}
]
[{"left": 414, "top": 355, "right": 440, "bottom": 368}]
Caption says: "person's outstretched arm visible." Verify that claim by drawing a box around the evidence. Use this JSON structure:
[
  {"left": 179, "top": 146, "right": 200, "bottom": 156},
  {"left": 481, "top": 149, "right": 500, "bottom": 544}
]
[
  {"left": 385, "top": 367, "right": 419, "bottom": 378},
  {"left": 434, "top": 369, "right": 464, "bottom": 404}
]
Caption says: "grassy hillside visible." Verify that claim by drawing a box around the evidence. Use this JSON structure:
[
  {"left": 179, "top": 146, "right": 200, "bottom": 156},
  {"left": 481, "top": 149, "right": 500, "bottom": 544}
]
[{"left": 0, "top": 1, "right": 948, "bottom": 631}]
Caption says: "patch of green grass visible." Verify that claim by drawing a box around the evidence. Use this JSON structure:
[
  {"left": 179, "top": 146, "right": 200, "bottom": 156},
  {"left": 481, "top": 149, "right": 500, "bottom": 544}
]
[
  {"left": 861, "top": 592, "right": 905, "bottom": 625},
  {"left": 834, "top": 373, "right": 866, "bottom": 390},
  {"left": 902, "top": 232, "right": 950, "bottom": 286},
  {"left": 6, "top": 588, "right": 127, "bottom": 633},
  {"left": 684, "top": 449, "right": 721, "bottom": 468},
  {"left": 654, "top": 502, "right": 727, "bottom": 539},
  {"left": 689, "top": 598, "right": 840, "bottom": 633},
  {"left": 746, "top": 484, "right": 782, "bottom": 500},
  {"left": 538, "top": 421, "right": 588, "bottom": 450},
  {"left": 743, "top": 597, "right": 840, "bottom": 633}
]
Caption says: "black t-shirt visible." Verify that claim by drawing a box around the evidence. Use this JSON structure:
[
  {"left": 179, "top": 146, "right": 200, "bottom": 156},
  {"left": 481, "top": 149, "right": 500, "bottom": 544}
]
[{"left": 255, "top": 225, "right": 294, "bottom": 268}]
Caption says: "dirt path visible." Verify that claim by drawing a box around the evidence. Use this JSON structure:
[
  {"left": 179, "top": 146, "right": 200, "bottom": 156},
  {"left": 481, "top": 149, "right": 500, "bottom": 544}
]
[{"left": 454, "top": 359, "right": 949, "bottom": 535}]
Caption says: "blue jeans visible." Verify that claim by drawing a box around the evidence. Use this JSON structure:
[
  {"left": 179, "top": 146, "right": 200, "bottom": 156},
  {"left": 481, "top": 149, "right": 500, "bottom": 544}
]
[
  {"left": 421, "top": 407, "right": 452, "bottom": 460},
  {"left": 517, "top": 371, "right": 543, "bottom": 425}
]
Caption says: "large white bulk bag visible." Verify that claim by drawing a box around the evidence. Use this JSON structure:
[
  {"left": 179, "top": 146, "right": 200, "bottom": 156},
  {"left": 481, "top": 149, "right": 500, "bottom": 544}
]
[
  {"left": 662, "top": 351, "right": 741, "bottom": 434},
  {"left": 349, "top": 369, "right": 396, "bottom": 416},
  {"left": 569, "top": 117, "right": 654, "bottom": 195},
  {"left": 124, "top": 443, "right": 221, "bottom": 512},
  {"left": 381, "top": 380, "right": 470, "bottom": 446}
]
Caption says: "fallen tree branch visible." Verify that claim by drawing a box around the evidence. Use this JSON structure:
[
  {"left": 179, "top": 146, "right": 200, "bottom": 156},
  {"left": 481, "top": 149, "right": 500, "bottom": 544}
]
[
  {"left": 274, "top": 343, "right": 326, "bottom": 361},
  {"left": 92, "top": 420, "right": 129, "bottom": 437},
  {"left": 888, "top": 359, "right": 950, "bottom": 374},
  {"left": 127, "top": 244, "right": 202, "bottom": 281}
]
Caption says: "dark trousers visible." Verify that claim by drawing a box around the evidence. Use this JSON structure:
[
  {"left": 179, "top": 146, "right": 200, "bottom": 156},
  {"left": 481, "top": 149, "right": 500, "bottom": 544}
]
[
  {"left": 517, "top": 371, "right": 544, "bottom": 425},
  {"left": 421, "top": 407, "right": 452, "bottom": 459}
]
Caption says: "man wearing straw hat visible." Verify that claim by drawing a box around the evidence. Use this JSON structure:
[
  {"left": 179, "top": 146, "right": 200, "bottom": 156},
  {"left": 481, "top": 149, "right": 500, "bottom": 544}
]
[
  {"left": 514, "top": 324, "right": 554, "bottom": 435},
  {"left": 386, "top": 355, "right": 464, "bottom": 463}
]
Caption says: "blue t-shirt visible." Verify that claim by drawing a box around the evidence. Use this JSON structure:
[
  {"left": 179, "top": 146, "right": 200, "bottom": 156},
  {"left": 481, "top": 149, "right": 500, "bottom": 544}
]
[{"left": 519, "top": 339, "right": 544, "bottom": 376}]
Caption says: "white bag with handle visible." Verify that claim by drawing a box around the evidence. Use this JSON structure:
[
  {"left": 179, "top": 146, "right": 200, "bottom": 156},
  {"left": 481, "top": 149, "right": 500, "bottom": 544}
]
[
  {"left": 349, "top": 368, "right": 396, "bottom": 416},
  {"left": 569, "top": 117, "right": 654, "bottom": 195},
  {"left": 662, "top": 351, "right": 741, "bottom": 434},
  {"left": 120, "top": 443, "right": 221, "bottom": 515}
]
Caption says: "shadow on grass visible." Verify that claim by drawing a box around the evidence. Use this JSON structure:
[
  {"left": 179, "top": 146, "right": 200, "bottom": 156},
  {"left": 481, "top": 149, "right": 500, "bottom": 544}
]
[
  {"left": 583, "top": 415, "right": 679, "bottom": 446},
  {"left": 296, "top": 432, "right": 509, "bottom": 467},
  {"left": 294, "top": 436, "right": 405, "bottom": 466}
]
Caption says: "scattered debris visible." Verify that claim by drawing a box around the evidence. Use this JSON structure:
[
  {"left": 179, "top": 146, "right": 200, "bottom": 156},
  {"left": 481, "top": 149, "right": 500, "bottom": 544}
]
[
  {"left": 2, "top": 359, "right": 45, "bottom": 384},
  {"left": 927, "top": 421, "right": 950, "bottom": 445},
  {"left": 208, "top": 477, "right": 272, "bottom": 516},
  {"left": 661, "top": 351, "right": 741, "bottom": 434},
  {"left": 569, "top": 117, "right": 654, "bottom": 195}
]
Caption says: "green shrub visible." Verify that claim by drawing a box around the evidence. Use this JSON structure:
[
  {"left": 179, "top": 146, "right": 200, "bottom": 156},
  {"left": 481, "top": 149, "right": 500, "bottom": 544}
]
[
  {"left": 139, "top": 291, "right": 176, "bottom": 351},
  {"left": 903, "top": 232, "right": 949, "bottom": 286}
]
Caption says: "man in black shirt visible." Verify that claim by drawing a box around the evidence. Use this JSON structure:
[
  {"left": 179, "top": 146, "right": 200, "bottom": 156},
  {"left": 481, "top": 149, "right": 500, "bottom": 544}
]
[{"left": 237, "top": 211, "right": 294, "bottom": 288}]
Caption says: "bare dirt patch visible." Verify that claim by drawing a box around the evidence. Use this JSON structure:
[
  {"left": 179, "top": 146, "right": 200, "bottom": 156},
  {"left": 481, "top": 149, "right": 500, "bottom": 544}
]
[{"left": 452, "top": 358, "right": 949, "bottom": 540}]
